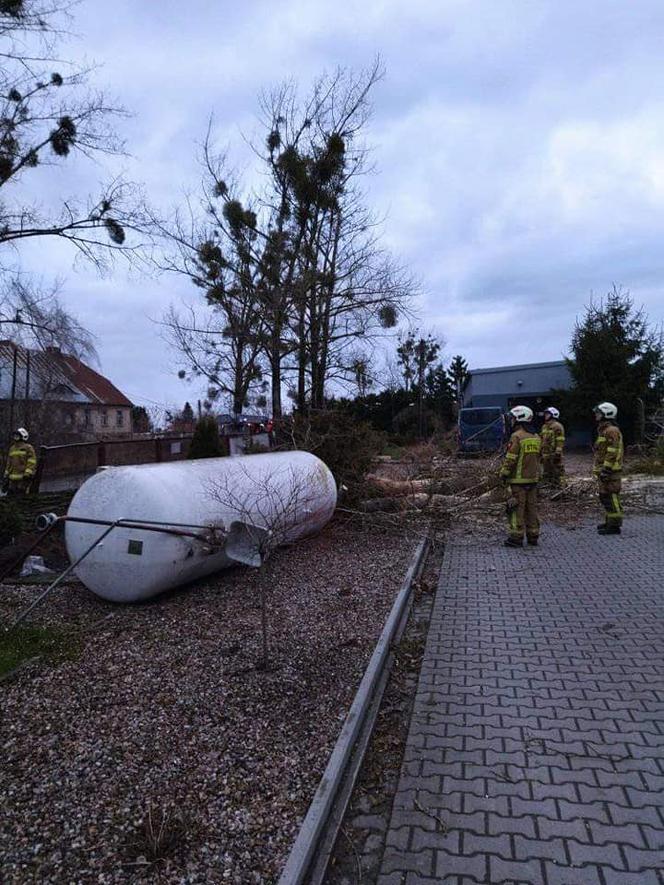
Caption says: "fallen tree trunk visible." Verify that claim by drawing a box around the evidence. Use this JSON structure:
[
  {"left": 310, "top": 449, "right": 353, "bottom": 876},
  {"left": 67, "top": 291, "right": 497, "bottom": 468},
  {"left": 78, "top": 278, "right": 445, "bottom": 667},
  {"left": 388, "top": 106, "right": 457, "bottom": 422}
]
[
  {"left": 364, "top": 475, "right": 453, "bottom": 497},
  {"left": 360, "top": 493, "right": 469, "bottom": 513}
]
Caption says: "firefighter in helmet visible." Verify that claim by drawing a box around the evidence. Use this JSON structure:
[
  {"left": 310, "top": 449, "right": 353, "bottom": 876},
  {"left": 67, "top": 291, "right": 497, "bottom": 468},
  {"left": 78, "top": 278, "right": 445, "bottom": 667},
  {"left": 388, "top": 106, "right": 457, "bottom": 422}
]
[
  {"left": 2, "top": 428, "right": 37, "bottom": 496},
  {"left": 540, "top": 406, "right": 565, "bottom": 487},
  {"left": 499, "top": 405, "right": 541, "bottom": 547},
  {"left": 593, "top": 402, "right": 624, "bottom": 534}
]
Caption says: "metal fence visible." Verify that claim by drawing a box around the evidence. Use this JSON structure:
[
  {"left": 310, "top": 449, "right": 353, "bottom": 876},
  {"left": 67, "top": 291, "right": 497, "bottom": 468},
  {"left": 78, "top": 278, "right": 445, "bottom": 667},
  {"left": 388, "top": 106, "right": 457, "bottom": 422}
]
[{"left": 34, "top": 434, "right": 202, "bottom": 492}]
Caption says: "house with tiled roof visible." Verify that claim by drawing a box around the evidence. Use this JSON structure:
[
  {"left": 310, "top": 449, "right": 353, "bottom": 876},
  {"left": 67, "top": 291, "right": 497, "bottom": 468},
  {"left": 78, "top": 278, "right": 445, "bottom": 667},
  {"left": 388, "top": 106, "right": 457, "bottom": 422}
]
[{"left": 0, "top": 340, "right": 133, "bottom": 444}]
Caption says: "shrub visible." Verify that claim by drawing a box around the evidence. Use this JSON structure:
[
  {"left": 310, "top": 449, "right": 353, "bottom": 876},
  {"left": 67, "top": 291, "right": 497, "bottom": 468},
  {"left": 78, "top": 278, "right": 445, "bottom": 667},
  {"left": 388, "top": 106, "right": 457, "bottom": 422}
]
[
  {"left": 188, "top": 416, "right": 224, "bottom": 459},
  {"left": 628, "top": 436, "right": 664, "bottom": 475},
  {"left": 276, "top": 410, "right": 385, "bottom": 503},
  {"left": 0, "top": 500, "right": 23, "bottom": 548}
]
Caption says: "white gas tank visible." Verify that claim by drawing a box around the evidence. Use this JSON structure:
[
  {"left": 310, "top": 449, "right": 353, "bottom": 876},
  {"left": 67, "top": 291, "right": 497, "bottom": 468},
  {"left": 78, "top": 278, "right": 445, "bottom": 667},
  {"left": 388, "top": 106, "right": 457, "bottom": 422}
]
[{"left": 65, "top": 451, "right": 337, "bottom": 602}]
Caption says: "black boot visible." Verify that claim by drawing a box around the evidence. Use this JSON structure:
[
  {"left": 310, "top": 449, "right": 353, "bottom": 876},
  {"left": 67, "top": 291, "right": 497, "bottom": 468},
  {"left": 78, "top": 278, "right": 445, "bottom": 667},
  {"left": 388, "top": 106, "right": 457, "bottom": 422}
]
[
  {"left": 504, "top": 537, "right": 523, "bottom": 548},
  {"left": 527, "top": 536, "right": 539, "bottom": 546},
  {"left": 597, "top": 524, "right": 621, "bottom": 535}
]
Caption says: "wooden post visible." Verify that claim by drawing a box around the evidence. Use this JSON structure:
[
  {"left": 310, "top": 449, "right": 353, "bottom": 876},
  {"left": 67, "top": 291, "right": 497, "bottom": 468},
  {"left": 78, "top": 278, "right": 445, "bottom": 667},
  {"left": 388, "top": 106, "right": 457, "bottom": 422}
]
[{"left": 32, "top": 445, "right": 47, "bottom": 495}]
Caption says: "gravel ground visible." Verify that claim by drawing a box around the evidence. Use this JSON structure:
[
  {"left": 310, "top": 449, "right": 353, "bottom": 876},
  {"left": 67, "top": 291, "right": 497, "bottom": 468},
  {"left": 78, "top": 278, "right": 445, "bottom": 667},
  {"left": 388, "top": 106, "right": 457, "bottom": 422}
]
[{"left": 0, "top": 518, "right": 417, "bottom": 884}]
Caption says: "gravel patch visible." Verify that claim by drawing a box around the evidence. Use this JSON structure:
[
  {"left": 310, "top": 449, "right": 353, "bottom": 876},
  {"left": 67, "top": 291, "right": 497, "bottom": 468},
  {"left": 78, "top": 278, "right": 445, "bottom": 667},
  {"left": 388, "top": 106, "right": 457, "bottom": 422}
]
[{"left": 0, "top": 518, "right": 416, "bottom": 884}]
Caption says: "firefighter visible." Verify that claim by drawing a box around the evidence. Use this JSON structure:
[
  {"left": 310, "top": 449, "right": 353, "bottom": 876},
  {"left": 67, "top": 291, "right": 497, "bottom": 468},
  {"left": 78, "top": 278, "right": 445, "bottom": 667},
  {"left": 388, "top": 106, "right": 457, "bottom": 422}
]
[
  {"left": 593, "top": 402, "right": 624, "bottom": 535},
  {"left": 2, "top": 428, "right": 37, "bottom": 496},
  {"left": 540, "top": 406, "right": 565, "bottom": 487},
  {"left": 499, "top": 405, "right": 541, "bottom": 547}
]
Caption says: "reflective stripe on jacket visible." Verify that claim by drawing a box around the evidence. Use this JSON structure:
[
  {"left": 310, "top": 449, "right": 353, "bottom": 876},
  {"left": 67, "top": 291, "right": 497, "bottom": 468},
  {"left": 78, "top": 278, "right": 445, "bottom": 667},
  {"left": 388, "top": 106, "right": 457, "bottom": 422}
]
[
  {"left": 594, "top": 421, "right": 623, "bottom": 474},
  {"left": 500, "top": 428, "right": 541, "bottom": 484},
  {"left": 540, "top": 419, "right": 565, "bottom": 457},
  {"left": 4, "top": 442, "right": 37, "bottom": 481}
]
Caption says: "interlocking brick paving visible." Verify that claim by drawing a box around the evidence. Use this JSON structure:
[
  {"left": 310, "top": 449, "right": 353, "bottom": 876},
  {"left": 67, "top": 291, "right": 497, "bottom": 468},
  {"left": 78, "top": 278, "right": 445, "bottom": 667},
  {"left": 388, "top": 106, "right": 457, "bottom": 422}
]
[{"left": 378, "top": 517, "right": 664, "bottom": 884}]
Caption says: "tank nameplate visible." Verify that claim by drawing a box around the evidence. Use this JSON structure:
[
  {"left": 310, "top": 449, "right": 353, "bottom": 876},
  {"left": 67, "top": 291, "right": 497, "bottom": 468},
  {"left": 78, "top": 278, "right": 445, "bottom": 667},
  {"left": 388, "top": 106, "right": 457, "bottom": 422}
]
[{"left": 127, "top": 539, "right": 144, "bottom": 556}]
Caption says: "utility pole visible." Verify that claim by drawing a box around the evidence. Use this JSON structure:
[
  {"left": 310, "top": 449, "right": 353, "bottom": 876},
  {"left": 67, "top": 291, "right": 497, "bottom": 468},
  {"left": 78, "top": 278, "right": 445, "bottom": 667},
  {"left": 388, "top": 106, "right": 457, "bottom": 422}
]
[{"left": 8, "top": 343, "right": 18, "bottom": 441}]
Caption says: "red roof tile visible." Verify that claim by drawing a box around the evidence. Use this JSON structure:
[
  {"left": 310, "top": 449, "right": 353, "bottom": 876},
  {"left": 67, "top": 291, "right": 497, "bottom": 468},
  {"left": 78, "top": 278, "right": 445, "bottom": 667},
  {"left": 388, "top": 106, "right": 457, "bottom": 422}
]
[
  {"left": 56, "top": 353, "right": 133, "bottom": 407},
  {"left": 0, "top": 341, "right": 132, "bottom": 407}
]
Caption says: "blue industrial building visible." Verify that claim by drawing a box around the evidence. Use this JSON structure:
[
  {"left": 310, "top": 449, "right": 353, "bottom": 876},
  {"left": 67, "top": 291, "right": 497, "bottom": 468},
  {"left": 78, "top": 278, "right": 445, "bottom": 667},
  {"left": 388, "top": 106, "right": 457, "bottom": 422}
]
[
  {"left": 462, "top": 360, "right": 572, "bottom": 412},
  {"left": 461, "top": 359, "right": 591, "bottom": 447}
]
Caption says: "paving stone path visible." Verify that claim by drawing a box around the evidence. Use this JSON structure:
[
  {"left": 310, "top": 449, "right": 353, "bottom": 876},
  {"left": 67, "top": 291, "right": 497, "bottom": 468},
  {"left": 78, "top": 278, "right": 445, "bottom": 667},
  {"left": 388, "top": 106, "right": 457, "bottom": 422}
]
[{"left": 378, "top": 516, "right": 664, "bottom": 884}]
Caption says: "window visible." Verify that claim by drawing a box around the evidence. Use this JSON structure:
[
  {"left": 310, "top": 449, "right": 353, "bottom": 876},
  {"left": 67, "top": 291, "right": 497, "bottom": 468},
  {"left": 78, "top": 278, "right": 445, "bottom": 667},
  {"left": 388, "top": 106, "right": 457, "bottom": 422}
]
[
  {"left": 101, "top": 410, "right": 108, "bottom": 427},
  {"left": 116, "top": 410, "right": 124, "bottom": 427}
]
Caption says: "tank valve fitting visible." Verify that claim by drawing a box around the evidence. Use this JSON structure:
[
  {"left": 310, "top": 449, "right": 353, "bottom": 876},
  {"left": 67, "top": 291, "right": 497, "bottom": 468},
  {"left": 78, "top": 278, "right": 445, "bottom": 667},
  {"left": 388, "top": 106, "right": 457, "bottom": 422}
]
[{"left": 35, "top": 512, "right": 59, "bottom": 532}]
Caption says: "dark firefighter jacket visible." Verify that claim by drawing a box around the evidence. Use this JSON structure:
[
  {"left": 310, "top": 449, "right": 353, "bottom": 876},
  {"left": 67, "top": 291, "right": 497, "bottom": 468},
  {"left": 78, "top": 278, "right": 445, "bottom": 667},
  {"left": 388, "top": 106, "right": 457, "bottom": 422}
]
[{"left": 500, "top": 427, "right": 541, "bottom": 484}]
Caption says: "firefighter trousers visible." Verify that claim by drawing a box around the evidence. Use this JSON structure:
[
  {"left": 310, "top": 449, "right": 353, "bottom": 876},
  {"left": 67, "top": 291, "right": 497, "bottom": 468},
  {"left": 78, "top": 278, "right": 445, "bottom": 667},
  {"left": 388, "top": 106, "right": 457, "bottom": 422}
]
[
  {"left": 508, "top": 484, "right": 539, "bottom": 541},
  {"left": 541, "top": 455, "right": 564, "bottom": 487},
  {"left": 598, "top": 475, "right": 623, "bottom": 527}
]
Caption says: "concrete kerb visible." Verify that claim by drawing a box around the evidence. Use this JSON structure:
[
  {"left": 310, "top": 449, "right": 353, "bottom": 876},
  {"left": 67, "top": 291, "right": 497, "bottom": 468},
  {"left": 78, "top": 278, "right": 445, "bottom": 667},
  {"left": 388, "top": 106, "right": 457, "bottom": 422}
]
[{"left": 277, "top": 534, "right": 431, "bottom": 885}]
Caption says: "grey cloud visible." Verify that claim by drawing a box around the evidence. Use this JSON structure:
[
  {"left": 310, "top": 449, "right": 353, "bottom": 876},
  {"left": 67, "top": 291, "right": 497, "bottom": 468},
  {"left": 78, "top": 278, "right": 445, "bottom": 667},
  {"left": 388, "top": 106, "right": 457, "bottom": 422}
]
[{"left": 7, "top": 0, "right": 664, "bottom": 406}]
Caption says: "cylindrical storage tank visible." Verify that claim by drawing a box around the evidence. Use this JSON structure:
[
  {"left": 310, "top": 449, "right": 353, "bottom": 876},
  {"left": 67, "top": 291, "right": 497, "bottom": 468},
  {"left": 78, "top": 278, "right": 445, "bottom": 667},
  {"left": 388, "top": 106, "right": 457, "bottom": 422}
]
[{"left": 65, "top": 451, "right": 337, "bottom": 602}]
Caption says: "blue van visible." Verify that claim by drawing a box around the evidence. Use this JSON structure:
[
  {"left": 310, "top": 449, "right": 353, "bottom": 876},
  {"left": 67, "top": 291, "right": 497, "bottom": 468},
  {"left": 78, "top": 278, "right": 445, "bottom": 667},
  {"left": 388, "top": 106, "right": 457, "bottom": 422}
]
[{"left": 458, "top": 407, "right": 507, "bottom": 454}]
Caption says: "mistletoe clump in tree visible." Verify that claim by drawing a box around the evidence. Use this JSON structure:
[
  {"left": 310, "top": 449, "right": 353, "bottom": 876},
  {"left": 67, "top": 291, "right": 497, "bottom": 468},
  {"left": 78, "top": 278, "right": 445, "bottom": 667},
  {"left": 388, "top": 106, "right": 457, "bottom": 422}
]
[
  {"left": 1, "top": 0, "right": 144, "bottom": 269},
  {"left": 160, "top": 61, "right": 415, "bottom": 419}
]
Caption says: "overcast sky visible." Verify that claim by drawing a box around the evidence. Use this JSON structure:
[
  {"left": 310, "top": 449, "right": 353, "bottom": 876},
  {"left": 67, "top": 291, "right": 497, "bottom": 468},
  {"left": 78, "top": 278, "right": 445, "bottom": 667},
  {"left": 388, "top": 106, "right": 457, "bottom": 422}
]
[{"left": 11, "top": 0, "right": 664, "bottom": 414}]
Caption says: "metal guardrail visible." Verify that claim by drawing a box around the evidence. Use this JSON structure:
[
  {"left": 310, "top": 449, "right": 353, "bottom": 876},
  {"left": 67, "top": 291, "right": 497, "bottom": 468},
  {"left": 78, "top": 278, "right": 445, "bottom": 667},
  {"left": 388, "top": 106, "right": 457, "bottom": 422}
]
[{"left": 277, "top": 534, "right": 431, "bottom": 885}]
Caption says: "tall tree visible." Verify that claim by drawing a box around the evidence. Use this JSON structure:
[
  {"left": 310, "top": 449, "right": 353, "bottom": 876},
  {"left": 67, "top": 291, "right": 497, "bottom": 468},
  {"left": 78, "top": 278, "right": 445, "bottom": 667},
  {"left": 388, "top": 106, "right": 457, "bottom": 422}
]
[
  {"left": 397, "top": 329, "right": 441, "bottom": 437},
  {"left": 1, "top": 0, "right": 144, "bottom": 269},
  {"left": 560, "top": 286, "right": 664, "bottom": 440},
  {"left": 131, "top": 405, "right": 153, "bottom": 434},
  {"left": 447, "top": 354, "right": 469, "bottom": 402},
  {"left": 159, "top": 62, "right": 414, "bottom": 417},
  {"left": 425, "top": 363, "right": 455, "bottom": 424}
]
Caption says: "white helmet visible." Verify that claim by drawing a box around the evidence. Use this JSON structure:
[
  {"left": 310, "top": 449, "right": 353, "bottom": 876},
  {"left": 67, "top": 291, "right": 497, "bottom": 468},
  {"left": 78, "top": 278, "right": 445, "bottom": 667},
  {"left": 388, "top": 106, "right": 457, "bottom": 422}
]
[
  {"left": 509, "top": 405, "right": 533, "bottom": 423},
  {"left": 14, "top": 427, "right": 29, "bottom": 441},
  {"left": 544, "top": 406, "right": 560, "bottom": 419},
  {"left": 594, "top": 402, "right": 617, "bottom": 419}
]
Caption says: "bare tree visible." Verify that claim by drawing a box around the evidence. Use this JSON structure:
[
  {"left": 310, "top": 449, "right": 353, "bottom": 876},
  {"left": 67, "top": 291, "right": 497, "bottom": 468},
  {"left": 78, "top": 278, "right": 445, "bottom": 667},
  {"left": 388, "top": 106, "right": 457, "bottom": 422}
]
[
  {"left": 1, "top": 275, "right": 97, "bottom": 359},
  {"left": 153, "top": 143, "right": 269, "bottom": 416},
  {"left": 259, "top": 62, "right": 414, "bottom": 411},
  {"left": 157, "top": 61, "right": 416, "bottom": 418},
  {"left": 1, "top": 0, "right": 147, "bottom": 271},
  {"left": 207, "top": 460, "right": 328, "bottom": 669}
]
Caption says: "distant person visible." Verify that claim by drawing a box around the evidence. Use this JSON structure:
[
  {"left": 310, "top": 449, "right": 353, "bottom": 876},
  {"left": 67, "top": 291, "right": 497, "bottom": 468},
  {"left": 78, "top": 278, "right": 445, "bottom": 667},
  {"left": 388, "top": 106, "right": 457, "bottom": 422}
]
[
  {"left": 499, "top": 406, "right": 541, "bottom": 547},
  {"left": 592, "top": 402, "right": 624, "bottom": 535},
  {"left": 2, "top": 428, "right": 37, "bottom": 496},
  {"left": 540, "top": 406, "right": 565, "bottom": 487}
]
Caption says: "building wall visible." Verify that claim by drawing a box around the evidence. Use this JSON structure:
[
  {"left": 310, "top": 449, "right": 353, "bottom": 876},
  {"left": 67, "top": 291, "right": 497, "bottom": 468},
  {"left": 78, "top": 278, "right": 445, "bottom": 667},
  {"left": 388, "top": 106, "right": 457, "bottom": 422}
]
[
  {"left": 1, "top": 401, "right": 133, "bottom": 445},
  {"left": 464, "top": 361, "right": 572, "bottom": 404},
  {"left": 68, "top": 404, "right": 132, "bottom": 437}
]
